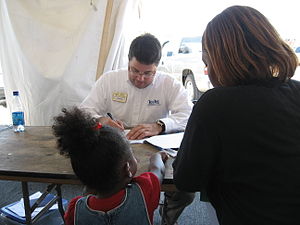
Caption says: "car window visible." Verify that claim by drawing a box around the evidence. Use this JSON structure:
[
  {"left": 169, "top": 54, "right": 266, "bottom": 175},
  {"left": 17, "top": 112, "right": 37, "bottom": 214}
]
[{"left": 179, "top": 36, "right": 202, "bottom": 54}]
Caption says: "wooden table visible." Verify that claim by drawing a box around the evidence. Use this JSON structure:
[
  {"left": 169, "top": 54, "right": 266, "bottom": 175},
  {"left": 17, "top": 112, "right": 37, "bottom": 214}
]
[{"left": 0, "top": 126, "right": 175, "bottom": 224}]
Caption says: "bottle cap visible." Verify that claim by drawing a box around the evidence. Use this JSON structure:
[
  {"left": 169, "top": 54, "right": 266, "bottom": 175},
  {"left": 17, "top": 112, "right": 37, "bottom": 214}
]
[{"left": 13, "top": 91, "right": 19, "bottom": 96}]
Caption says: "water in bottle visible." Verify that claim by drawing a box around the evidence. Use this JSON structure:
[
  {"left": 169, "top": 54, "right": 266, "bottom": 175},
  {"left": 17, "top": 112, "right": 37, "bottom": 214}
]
[{"left": 11, "top": 91, "right": 25, "bottom": 132}]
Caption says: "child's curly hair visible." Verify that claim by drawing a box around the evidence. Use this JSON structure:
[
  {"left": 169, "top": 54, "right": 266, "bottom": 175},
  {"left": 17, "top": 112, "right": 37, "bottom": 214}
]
[{"left": 52, "top": 107, "right": 131, "bottom": 194}]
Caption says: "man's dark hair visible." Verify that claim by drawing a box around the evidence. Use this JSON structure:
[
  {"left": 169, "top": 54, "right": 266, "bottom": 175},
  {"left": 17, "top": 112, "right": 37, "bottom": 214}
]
[
  {"left": 52, "top": 107, "right": 131, "bottom": 194},
  {"left": 128, "top": 33, "right": 162, "bottom": 66}
]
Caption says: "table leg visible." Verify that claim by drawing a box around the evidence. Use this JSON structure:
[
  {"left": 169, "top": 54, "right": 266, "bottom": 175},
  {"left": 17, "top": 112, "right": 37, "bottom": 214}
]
[
  {"left": 159, "top": 192, "right": 168, "bottom": 225},
  {"left": 21, "top": 181, "right": 32, "bottom": 225},
  {"left": 55, "top": 184, "right": 65, "bottom": 224}
]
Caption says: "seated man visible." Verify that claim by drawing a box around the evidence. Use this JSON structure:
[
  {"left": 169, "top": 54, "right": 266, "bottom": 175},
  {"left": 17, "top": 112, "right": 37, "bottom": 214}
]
[
  {"left": 80, "top": 33, "right": 195, "bottom": 225},
  {"left": 80, "top": 33, "right": 192, "bottom": 140}
]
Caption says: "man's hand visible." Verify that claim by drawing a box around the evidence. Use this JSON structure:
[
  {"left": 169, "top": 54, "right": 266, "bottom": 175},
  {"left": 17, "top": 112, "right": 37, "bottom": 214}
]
[
  {"left": 126, "top": 123, "right": 162, "bottom": 140},
  {"left": 98, "top": 117, "right": 125, "bottom": 131}
]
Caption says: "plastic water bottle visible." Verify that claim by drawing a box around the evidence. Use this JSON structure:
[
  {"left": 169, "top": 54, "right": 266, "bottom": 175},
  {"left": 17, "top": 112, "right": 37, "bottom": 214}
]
[{"left": 11, "top": 91, "right": 25, "bottom": 132}]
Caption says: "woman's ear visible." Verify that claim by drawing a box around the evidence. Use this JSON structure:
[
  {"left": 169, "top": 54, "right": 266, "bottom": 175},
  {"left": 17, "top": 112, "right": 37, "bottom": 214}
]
[{"left": 125, "top": 162, "right": 133, "bottom": 178}]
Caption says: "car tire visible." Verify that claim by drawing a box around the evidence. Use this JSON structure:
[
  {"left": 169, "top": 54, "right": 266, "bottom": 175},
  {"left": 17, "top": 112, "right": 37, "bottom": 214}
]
[
  {"left": 0, "top": 99, "right": 6, "bottom": 107},
  {"left": 184, "top": 75, "right": 201, "bottom": 101}
]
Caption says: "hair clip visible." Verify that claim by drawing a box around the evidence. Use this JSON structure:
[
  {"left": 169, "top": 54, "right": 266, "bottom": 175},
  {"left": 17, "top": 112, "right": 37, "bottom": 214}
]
[{"left": 94, "top": 122, "right": 102, "bottom": 130}]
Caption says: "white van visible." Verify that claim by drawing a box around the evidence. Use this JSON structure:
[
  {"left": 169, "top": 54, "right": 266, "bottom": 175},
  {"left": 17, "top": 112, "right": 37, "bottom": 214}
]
[{"left": 158, "top": 36, "right": 212, "bottom": 101}]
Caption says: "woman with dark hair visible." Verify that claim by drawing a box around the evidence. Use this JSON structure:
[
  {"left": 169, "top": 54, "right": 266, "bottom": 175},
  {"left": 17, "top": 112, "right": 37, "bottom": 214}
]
[
  {"left": 53, "top": 107, "right": 168, "bottom": 225},
  {"left": 173, "top": 5, "right": 300, "bottom": 225}
]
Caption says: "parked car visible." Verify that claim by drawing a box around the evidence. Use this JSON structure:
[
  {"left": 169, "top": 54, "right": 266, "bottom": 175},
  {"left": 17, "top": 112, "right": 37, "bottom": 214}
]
[{"left": 158, "top": 36, "right": 212, "bottom": 101}]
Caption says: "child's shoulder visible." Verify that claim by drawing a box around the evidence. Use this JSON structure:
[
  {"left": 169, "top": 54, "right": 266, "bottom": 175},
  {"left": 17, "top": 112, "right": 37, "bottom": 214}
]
[
  {"left": 69, "top": 195, "right": 83, "bottom": 206},
  {"left": 133, "top": 172, "right": 160, "bottom": 191},
  {"left": 133, "top": 172, "right": 161, "bottom": 210},
  {"left": 64, "top": 196, "right": 83, "bottom": 225}
]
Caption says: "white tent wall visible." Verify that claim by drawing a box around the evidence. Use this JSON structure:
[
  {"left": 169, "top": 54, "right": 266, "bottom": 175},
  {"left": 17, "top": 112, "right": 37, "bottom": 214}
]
[
  {"left": 102, "top": 0, "right": 141, "bottom": 75},
  {"left": 0, "top": 0, "right": 141, "bottom": 126}
]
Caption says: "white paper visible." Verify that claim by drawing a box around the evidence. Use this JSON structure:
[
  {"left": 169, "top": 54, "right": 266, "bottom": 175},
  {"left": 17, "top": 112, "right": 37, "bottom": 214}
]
[
  {"left": 125, "top": 130, "right": 184, "bottom": 150},
  {"left": 124, "top": 129, "right": 130, "bottom": 136},
  {"left": 129, "top": 139, "right": 147, "bottom": 144},
  {"left": 145, "top": 132, "right": 184, "bottom": 149}
]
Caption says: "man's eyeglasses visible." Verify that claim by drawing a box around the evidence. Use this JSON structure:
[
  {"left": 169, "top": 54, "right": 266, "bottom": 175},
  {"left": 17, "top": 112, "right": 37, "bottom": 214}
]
[{"left": 128, "top": 67, "right": 156, "bottom": 77}]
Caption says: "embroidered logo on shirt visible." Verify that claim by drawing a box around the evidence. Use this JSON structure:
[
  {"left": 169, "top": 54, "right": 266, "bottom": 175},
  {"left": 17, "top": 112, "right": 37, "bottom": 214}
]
[
  {"left": 148, "top": 99, "right": 160, "bottom": 106},
  {"left": 112, "top": 92, "right": 128, "bottom": 103}
]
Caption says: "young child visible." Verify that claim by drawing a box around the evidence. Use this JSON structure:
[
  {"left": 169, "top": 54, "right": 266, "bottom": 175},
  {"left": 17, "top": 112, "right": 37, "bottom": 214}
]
[{"left": 52, "top": 107, "right": 168, "bottom": 225}]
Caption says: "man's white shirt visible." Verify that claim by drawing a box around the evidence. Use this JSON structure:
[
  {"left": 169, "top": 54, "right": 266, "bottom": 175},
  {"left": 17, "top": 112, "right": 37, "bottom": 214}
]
[{"left": 80, "top": 68, "right": 193, "bottom": 133}]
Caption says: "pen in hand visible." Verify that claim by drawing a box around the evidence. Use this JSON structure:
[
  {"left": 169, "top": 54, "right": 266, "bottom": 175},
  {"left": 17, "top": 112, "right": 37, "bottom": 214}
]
[
  {"left": 107, "top": 112, "right": 115, "bottom": 120},
  {"left": 106, "top": 113, "right": 124, "bottom": 130}
]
